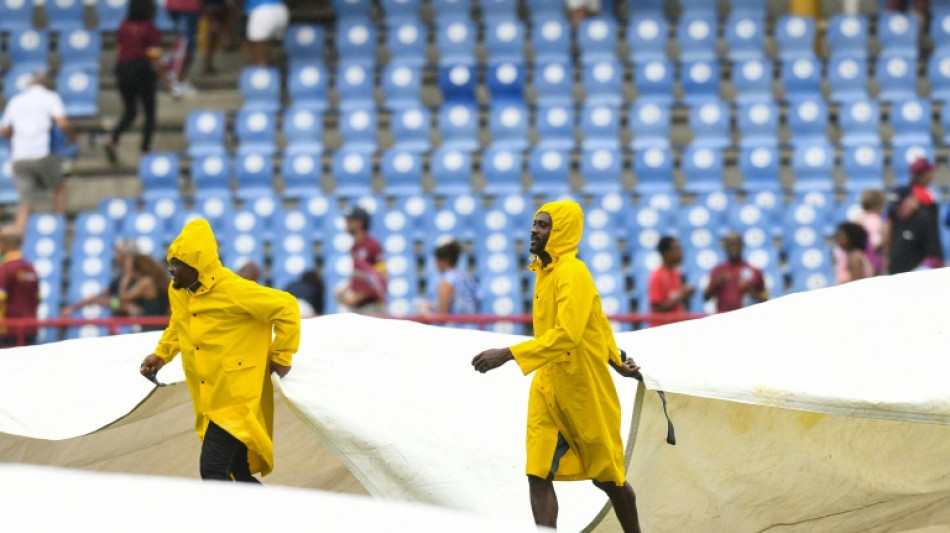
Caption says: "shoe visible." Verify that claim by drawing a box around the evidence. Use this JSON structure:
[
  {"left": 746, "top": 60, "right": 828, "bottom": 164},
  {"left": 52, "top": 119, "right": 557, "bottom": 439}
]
[{"left": 178, "top": 81, "right": 198, "bottom": 96}]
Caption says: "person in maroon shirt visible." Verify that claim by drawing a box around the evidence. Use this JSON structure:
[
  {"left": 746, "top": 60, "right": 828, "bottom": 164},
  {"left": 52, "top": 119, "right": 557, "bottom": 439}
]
[
  {"left": 703, "top": 232, "right": 767, "bottom": 313},
  {"left": 648, "top": 236, "right": 695, "bottom": 327},
  {"left": 907, "top": 158, "right": 944, "bottom": 268},
  {"left": 104, "top": 0, "right": 167, "bottom": 163},
  {"left": 336, "top": 207, "right": 388, "bottom": 314},
  {"left": 0, "top": 231, "right": 39, "bottom": 347}
]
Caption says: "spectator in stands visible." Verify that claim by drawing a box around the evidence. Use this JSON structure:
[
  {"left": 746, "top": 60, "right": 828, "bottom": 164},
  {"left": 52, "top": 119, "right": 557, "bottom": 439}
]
[
  {"left": 703, "top": 233, "right": 768, "bottom": 313},
  {"left": 166, "top": 0, "right": 202, "bottom": 96},
  {"left": 648, "top": 236, "right": 695, "bottom": 328},
  {"left": 888, "top": 0, "right": 929, "bottom": 31},
  {"left": 857, "top": 189, "right": 886, "bottom": 274},
  {"left": 884, "top": 185, "right": 941, "bottom": 274},
  {"left": 62, "top": 240, "right": 140, "bottom": 318},
  {"left": 244, "top": 0, "right": 289, "bottom": 66},
  {"left": 566, "top": 0, "right": 600, "bottom": 29},
  {"left": 834, "top": 222, "right": 875, "bottom": 284},
  {"left": 201, "top": 0, "right": 230, "bottom": 75},
  {"left": 0, "top": 71, "right": 75, "bottom": 236},
  {"left": 907, "top": 158, "right": 944, "bottom": 268},
  {"left": 336, "top": 206, "right": 387, "bottom": 314},
  {"left": 105, "top": 0, "right": 168, "bottom": 164},
  {"left": 140, "top": 218, "right": 300, "bottom": 483},
  {"left": 236, "top": 259, "right": 262, "bottom": 282},
  {"left": 471, "top": 200, "right": 644, "bottom": 533},
  {"left": 118, "top": 253, "right": 170, "bottom": 331},
  {"left": 284, "top": 270, "right": 325, "bottom": 317},
  {"left": 422, "top": 240, "right": 479, "bottom": 325},
  {"left": 0, "top": 229, "right": 39, "bottom": 347}
]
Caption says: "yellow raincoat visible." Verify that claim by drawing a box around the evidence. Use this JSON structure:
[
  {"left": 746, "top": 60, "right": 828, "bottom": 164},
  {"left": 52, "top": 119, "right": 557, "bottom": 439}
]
[
  {"left": 510, "top": 200, "right": 627, "bottom": 485},
  {"left": 153, "top": 219, "right": 300, "bottom": 476}
]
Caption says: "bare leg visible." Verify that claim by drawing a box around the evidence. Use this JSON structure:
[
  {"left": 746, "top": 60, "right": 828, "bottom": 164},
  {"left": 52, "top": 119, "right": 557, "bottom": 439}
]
[
  {"left": 528, "top": 475, "right": 558, "bottom": 528},
  {"left": 593, "top": 480, "right": 641, "bottom": 533},
  {"left": 13, "top": 203, "right": 30, "bottom": 235},
  {"left": 246, "top": 40, "right": 269, "bottom": 66},
  {"left": 52, "top": 183, "right": 66, "bottom": 214}
]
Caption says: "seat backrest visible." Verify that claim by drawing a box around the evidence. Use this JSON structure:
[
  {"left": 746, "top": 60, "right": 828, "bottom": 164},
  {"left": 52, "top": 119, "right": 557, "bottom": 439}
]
[
  {"left": 531, "top": 17, "right": 570, "bottom": 63},
  {"left": 876, "top": 55, "right": 916, "bottom": 102},
  {"left": 877, "top": 12, "right": 917, "bottom": 59},
  {"left": 282, "top": 106, "right": 324, "bottom": 153},
  {"left": 786, "top": 98, "right": 828, "bottom": 145},
  {"left": 380, "top": 148, "right": 423, "bottom": 194},
  {"left": 9, "top": 30, "right": 49, "bottom": 71},
  {"left": 488, "top": 103, "right": 529, "bottom": 148},
  {"left": 482, "top": 145, "right": 523, "bottom": 194},
  {"left": 336, "top": 20, "right": 376, "bottom": 64},
  {"left": 58, "top": 30, "right": 100, "bottom": 71},
  {"left": 739, "top": 147, "right": 780, "bottom": 190},
  {"left": 57, "top": 68, "right": 99, "bottom": 117},
  {"left": 436, "top": 19, "right": 476, "bottom": 65},
  {"left": 288, "top": 64, "right": 328, "bottom": 111},
  {"left": 535, "top": 103, "right": 575, "bottom": 149},
  {"left": 737, "top": 102, "right": 779, "bottom": 148},
  {"left": 332, "top": 149, "right": 374, "bottom": 196},
  {"left": 485, "top": 19, "right": 524, "bottom": 63},
  {"left": 578, "top": 17, "right": 618, "bottom": 64},
  {"left": 387, "top": 20, "right": 426, "bottom": 67},
  {"left": 532, "top": 60, "right": 573, "bottom": 106},
  {"left": 438, "top": 103, "right": 479, "bottom": 151},
  {"left": 680, "top": 60, "right": 721, "bottom": 104},
  {"left": 838, "top": 99, "right": 881, "bottom": 146},
  {"left": 390, "top": 106, "right": 431, "bottom": 151},
  {"left": 632, "top": 59, "right": 673, "bottom": 104},
  {"left": 239, "top": 67, "right": 281, "bottom": 112},
  {"left": 676, "top": 14, "right": 717, "bottom": 61},
  {"left": 486, "top": 61, "right": 525, "bottom": 102},
  {"left": 826, "top": 14, "right": 868, "bottom": 59},
  {"left": 430, "top": 147, "right": 473, "bottom": 194},
  {"left": 186, "top": 110, "right": 227, "bottom": 157},
  {"left": 627, "top": 14, "right": 668, "bottom": 64},
  {"left": 191, "top": 154, "right": 233, "bottom": 197},
  {"left": 725, "top": 13, "right": 765, "bottom": 61},
  {"left": 336, "top": 62, "right": 375, "bottom": 110},
  {"left": 438, "top": 63, "right": 477, "bottom": 104},
  {"left": 629, "top": 101, "right": 671, "bottom": 149},
  {"left": 689, "top": 101, "right": 731, "bottom": 149},
  {"left": 339, "top": 108, "right": 378, "bottom": 151},
  {"left": 580, "top": 147, "right": 622, "bottom": 192},
  {"left": 529, "top": 147, "right": 571, "bottom": 194},
  {"left": 890, "top": 98, "right": 932, "bottom": 143},
  {"left": 139, "top": 153, "right": 180, "bottom": 199},
  {"left": 775, "top": 15, "right": 816, "bottom": 61},
  {"left": 781, "top": 57, "right": 822, "bottom": 101},
  {"left": 45, "top": 0, "right": 84, "bottom": 31},
  {"left": 382, "top": 64, "right": 422, "bottom": 110},
  {"left": 826, "top": 55, "right": 868, "bottom": 102},
  {"left": 580, "top": 103, "right": 620, "bottom": 149},
  {"left": 285, "top": 24, "right": 325, "bottom": 62},
  {"left": 731, "top": 58, "right": 773, "bottom": 104}
]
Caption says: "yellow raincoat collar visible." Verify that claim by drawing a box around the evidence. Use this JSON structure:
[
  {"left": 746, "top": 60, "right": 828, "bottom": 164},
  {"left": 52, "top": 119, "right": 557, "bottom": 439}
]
[
  {"left": 530, "top": 200, "right": 584, "bottom": 271},
  {"left": 167, "top": 218, "right": 224, "bottom": 292}
]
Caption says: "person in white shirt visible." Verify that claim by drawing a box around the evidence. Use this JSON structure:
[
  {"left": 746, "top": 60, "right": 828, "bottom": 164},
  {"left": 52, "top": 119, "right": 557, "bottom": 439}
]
[{"left": 0, "top": 71, "right": 75, "bottom": 235}]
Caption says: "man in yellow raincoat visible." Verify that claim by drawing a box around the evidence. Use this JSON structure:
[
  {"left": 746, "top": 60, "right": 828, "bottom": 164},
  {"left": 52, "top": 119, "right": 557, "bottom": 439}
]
[
  {"left": 472, "top": 200, "right": 642, "bottom": 532},
  {"left": 140, "top": 218, "right": 300, "bottom": 483}
]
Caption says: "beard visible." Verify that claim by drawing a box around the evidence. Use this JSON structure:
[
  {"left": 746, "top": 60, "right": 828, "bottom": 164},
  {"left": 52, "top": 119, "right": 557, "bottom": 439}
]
[{"left": 529, "top": 240, "right": 545, "bottom": 255}]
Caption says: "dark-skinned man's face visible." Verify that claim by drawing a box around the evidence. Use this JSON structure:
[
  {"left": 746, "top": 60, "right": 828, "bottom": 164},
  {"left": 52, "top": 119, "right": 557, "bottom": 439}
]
[
  {"left": 168, "top": 258, "right": 199, "bottom": 290},
  {"left": 530, "top": 212, "right": 552, "bottom": 256}
]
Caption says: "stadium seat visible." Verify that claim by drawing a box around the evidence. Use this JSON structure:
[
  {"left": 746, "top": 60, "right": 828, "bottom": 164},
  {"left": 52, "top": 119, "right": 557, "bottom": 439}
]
[
  {"left": 535, "top": 104, "right": 576, "bottom": 149},
  {"left": 488, "top": 103, "right": 529, "bottom": 150},
  {"left": 0, "top": 0, "right": 32, "bottom": 32},
  {"left": 529, "top": 147, "right": 571, "bottom": 194},
  {"left": 841, "top": 144, "right": 885, "bottom": 192},
  {"left": 732, "top": 58, "right": 774, "bottom": 104},
  {"left": 781, "top": 58, "right": 822, "bottom": 102},
  {"left": 633, "top": 147, "right": 675, "bottom": 193},
  {"left": 154, "top": 3, "right": 173, "bottom": 31},
  {"left": 676, "top": 14, "right": 717, "bottom": 62},
  {"left": 527, "top": 0, "right": 563, "bottom": 20},
  {"left": 97, "top": 197, "right": 134, "bottom": 233},
  {"left": 439, "top": 63, "right": 477, "bottom": 104},
  {"left": 486, "top": 61, "right": 525, "bottom": 102},
  {"left": 791, "top": 144, "right": 835, "bottom": 192},
  {"left": 185, "top": 110, "right": 227, "bottom": 158},
  {"left": 532, "top": 60, "right": 574, "bottom": 106},
  {"left": 96, "top": 0, "right": 127, "bottom": 32},
  {"left": 681, "top": 147, "right": 724, "bottom": 193},
  {"left": 627, "top": 14, "right": 668, "bottom": 64},
  {"left": 775, "top": 16, "right": 816, "bottom": 61},
  {"left": 339, "top": 108, "right": 378, "bottom": 151},
  {"left": 725, "top": 13, "right": 765, "bottom": 61},
  {"left": 437, "top": 19, "right": 476, "bottom": 65},
  {"left": 336, "top": 20, "right": 376, "bottom": 65},
  {"left": 431, "top": 0, "right": 471, "bottom": 22},
  {"left": 787, "top": 247, "right": 833, "bottom": 293},
  {"left": 333, "top": 0, "right": 372, "bottom": 20},
  {"left": 336, "top": 62, "right": 375, "bottom": 111},
  {"left": 287, "top": 64, "right": 329, "bottom": 111},
  {"left": 282, "top": 106, "right": 324, "bottom": 156},
  {"left": 191, "top": 155, "right": 232, "bottom": 201},
  {"left": 629, "top": 102, "right": 670, "bottom": 149},
  {"left": 931, "top": 9, "right": 950, "bottom": 56},
  {"left": 581, "top": 147, "right": 622, "bottom": 193},
  {"left": 877, "top": 12, "right": 918, "bottom": 59},
  {"left": 381, "top": 0, "right": 421, "bottom": 24},
  {"left": 58, "top": 30, "right": 101, "bottom": 73},
  {"left": 578, "top": 17, "right": 618, "bottom": 65},
  {"left": 57, "top": 68, "right": 98, "bottom": 117},
  {"left": 485, "top": 19, "right": 524, "bottom": 63},
  {"left": 381, "top": 149, "right": 423, "bottom": 195},
  {"left": 632, "top": 60, "right": 674, "bottom": 104},
  {"left": 272, "top": 243, "right": 316, "bottom": 292},
  {"left": 826, "top": 15, "right": 868, "bottom": 60},
  {"left": 139, "top": 153, "right": 180, "bottom": 201},
  {"left": 680, "top": 60, "right": 721, "bottom": 104},
  {"left": 927, "top": 52, "right": 950, "bottom": 102},
  {"left": 582, "top": 60, "right": 624, "bottom": 106},
  {"left": 580, "top": 103, "right": 620, "bottom": 149},
  {"left": 382, "top": 64, "right": 422, "bottom": 110},
  {"left": 2, "top": 67, "right": 32, "bottom": 103},
  {"left": 531, "top": 17, "right": 570, "bottom": 63},
  {"left": 890, "top": 98, "right": 932, "bottom": 146},
  {"left": 387, "top": 20, "right": 427, "bottom": 67},
  {"left": 876, "top": 55, "right": 917, "bottom": 102},
  {"left": 482, "top": 145, "right": 524, "bottom": 194},
  {"left": 787, "top": 98, "right": 828, "bottom": 147},
  {"left": 689, "top": 101, "right": 731, "bottom": 149},
  {"left": 285, "top": 24, "right": 325, "bottom": 66},
  {"left": 239, "top": 67, "right": 281, "bottom": 113},
  {"left": 9, "top": 30, "right": 49, "bottom": 73},
  {"left": 479, "top": 273, "right": 523, "bottom": 333},
  {"left": 942, "top": 103, "right": 950, "bottom": 143},
  {"left": 838, "top": 99, "right": 881, "bottom": 147},
  {"left": 234, "top": 151, "right": 275, "bottom": 200},
  {"left": 234, "top": 109, "right": 277, "bottom": 156},
  {"left": 331, "top": 149, "right": 373, "bottom": 196},
  {"left": 827, "top": 55, "right": 869, "bottom": 102},
  {"left": 222, "top": 232, "right": 265, "bottom": 274},
  {"left": 390, "top": 106, "right": 432, "bottom": 152},
  {"left": 145, "top": 197, "right": 184, "bottom": 239},
  {"left": 739, "top": 147, "right": 781, "bottom": 192},
  {"left": 438, "top": 103, "right": 479, "bottom": 151},
  {"left": 737, "top": 102, "right": 779, "bottom": 148},
  {"left": 482, "top": 0, "right": 517, "bottom": 23},
  {"left": 45, "top": 0, "right": 84, "bottom": 31},
  {"left": 245, "top": 194, "right": 283, "bottom": 242},
  {"left": 281, "top": 152, "right": 321, "bottom": 199},
  {"left": 431, "top": 147, "right": 473, "bottom": 194}
]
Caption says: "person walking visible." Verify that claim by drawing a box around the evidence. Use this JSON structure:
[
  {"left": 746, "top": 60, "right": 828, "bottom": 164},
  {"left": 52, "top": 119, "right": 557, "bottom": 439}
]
[
  {"left": 648, "top": 236, "right": 695, "bottom": 327},
  {"left": 139, "top": 218, "right": 300, "bottom": 482},
  {"left": 703, "top": 233, "right": 767, "bottom": 313},
  {"left": 335, "top": 206, "right": 387, "bottom": 314},
  {"left": 244, "top": 0, "right": 289, "bottom": 66},
  {"left": 0, "top": 229, "right": 39, "bottom": 347},
  {"left": 471, "top": 200, "right": 643, "bottom": 533}
]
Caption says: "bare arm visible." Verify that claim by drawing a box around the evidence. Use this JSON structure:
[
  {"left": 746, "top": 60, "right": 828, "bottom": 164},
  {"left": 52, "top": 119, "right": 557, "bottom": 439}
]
[{"left": 436, "top": 279, "right": 453, "bottom": 315}]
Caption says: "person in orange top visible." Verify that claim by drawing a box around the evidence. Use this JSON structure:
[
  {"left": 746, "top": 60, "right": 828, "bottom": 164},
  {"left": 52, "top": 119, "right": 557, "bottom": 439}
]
[
  {"left": 0, "top": 230, "right": 39, "bottom": 347},
  {"left": 648, "top": 236, "right": 695, "bottom": 328}
]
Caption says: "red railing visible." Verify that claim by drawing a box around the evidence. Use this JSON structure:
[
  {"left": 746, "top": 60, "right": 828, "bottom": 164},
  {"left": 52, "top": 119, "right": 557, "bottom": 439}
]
[{"left": 0, "top": 313, "right": 705, "bottom": 347}]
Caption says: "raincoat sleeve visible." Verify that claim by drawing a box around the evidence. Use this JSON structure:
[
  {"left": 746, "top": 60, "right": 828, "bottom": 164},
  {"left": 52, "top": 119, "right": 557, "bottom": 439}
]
[
  {"left": 233, "top": 282, "right": 301, "bottom": 367},
  {"left": 153, "top": 321, "right": 180, "bottom": 363},
  {"left": 510, "top": 263, "right": 594, "bottom": 375}
]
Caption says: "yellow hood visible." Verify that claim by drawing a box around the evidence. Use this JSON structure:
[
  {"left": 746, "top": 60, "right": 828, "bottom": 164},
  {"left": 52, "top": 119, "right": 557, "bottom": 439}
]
[
  {"left": 167, "top": 218, "right": 223, "bottom": 288},
  {"left": 535, "top": 200, "right": 584, "bottom": 263}
]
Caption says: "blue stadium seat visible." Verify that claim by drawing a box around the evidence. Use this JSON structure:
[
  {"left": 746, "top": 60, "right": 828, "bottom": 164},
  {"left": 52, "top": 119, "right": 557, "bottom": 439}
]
[
  {"left": 535, "top": 104, "right": 575, "bottom": 149},
  {"left": 781, "top": 57, "right": 822, "bottom": 102},
  {"left": 9, "top": 30, "right": 48, "bottom": 73},
  {"left": 246, "top": 194, "right": 283, "bottom": 241},
  {"left": 122, "top": 210, "right": 166, "bottom": 258},
  {"left": 480, "top": 273, "right": 523, "bottom": 333},
  {"left": 679, "top": 0, "right": 717, "bottom": 14},
  {"left": 57, "top": 68, "right": 98, "bottom": 117},
  {"left": 791, "top": 144, "right": 835, "bottom": 192},
  {"left": 787, "top": 247, "right": 833, "bottom": 293},
  {"left": 438, "top": 103, "right": 479, "bottom": 151},
  {"left": 529, "top": 147, "right": 571, "bottom": 194},
  {"left": 0, "top": 0, "right": 32, "bottom": 32},
  {"left": 632, "top": 60, "right": 674, "bottom": 104},
  {"left": 892, "top": 143, "right": 934, "bottom": 182},
  {"left": 482, "top": 0, "right": 517, "bottom": 23},
  {"left": 431, "top": 147, "right": 473, "bottom": 194},
  {"left": 485, "top": 19, "right": 524, "bottom": 63},
  {"left": 578, "top": 17, "right": 618, "bottom": 65},
  {"left": 527, "top": 0, "right": 564, "bottom": 20},
  {"left": 726, "top": 202, "right": 769, "bottom": 241},
  {"left": 387, "top": 20, "right": 427, "bottom": 67},
  {"left": 234, "top": 109, "right": 277, "bottom": 156},
  {"left": 222, "top": 232, "right": 265, "bottom": 274},
  {"left": 787, "top": 98, "right": 828, "bottom": 147},
  {"left": 234, "top": 151, "right": 275, "bottom": 200},
  {"left": 185, "top": 110, "right": 227, "bottom": 158},
  {"left": 580, "top": 103, "right": 621, "bottom": 149},
  {"left": 581, "top": 148, "right": 622, "bottom": 193},
  {"left": 439, "top": 63, "right": 477, "bottom": 104},
  {"left": 732, "top": 58, "right": 773, "bottom": 104},
  {"left": 58, "top": 30, "right": 101, "bottom": 73},
  {"left": 239, "top": 67, "right": 281, "bottom": 113},
  {"left": 281, "top": 152, "right": 321, "bottom": 199},
  {"left": 482, "top": 145, "right": 523, "bottom": 194},
  {"left": 287, "top": 64, "right": 329, "bottom": 111},
  {"left": 391, "top": 106, "right": 432, "bottom": 152},
  {"left": 339, "top": 108, "right": 378, "bottom": 151},
  {"left": 381, "top": 149, "right": 423, "bottom": 195},
  {"left": 629, "top": 102, "right": 671, "bottom": 149},
  {"left": 878, "top": 12, "right": 918, "bottom": 59},
  {"left": 0, "top": 159, "right": 17, "bottom": 205},
  {"left": 876, "top": 55, "right": 917, "bottom": 102},
  {"left": 633, "top": 147, "right": 674, "bottom": 193},
  {"left": 336, "top": 20, "right": 376, "bottom": 65},
  {"left": 680, "top": 60, "right": 721, "bottom": 104},
  {"left": 725, "top": 13, "right": 765, "bottom": 61},
  {"left": 285, "top": 24, "right": 325, "bottom": 66},
  {"left": 139, "top": 153, "right": 180, "bottom": 201},
  {"left": 437, "top": 19, "right": 476, "bottom": 65},
  {"left": 382, "top": 64, "right": 422, "bottom": 110},
  {"left": 380, "top": 0, "right": 420, "bottom": 24},
  {"left": 336, "top": 62, "right": 375, "bottom": 111},
  {"left": 890, "top": 98, "right": 932, "bottom": 146},
  {"left": 775, "top": 15, "right": 816, "bottom": 61},
  {"left": 532, "top": 60, "right": 573, "bottom": 106},
  {"left": 737, "top": 102, "right": 779, "bottom": 148},
  {"left": 627, "top": 14, "right": 668, "bottom": 64},
  {"left": 331, "top": 149, "right": 373, "bottom": 196},
  {"left": 531, "top": 17, "right": 570, "bottom": 63},
  {"left": 272, "top": 243, "right": 316, "bottom": 292},
  {"left": 827, "top": 55, "right": 868, "bottom": 102},
  {"left": 676, "top": 14, "right": 717, "bottom": 62},
  {"left": 154, "top": 3, "right": 173, "bottom": 31},
  {"left": 826, "top": 15, "right": 868, "bottom": 60},
  {"left": 942, "top": 103, "right": 950, "bottom": 143},
  {"left": 931, "top": 10, "right": 950, "bottom": 56},
  {"left": 96, "top": 0, "right": 127, "bottom": 31},
  {"left": 97, "top": 197, "right": 134, "bottom": 232},
  {"left": 841, "top": 144, "right": 885, "bottom": 192},
  {"left": 928, "top": 52, "right": 950, "bottom": 102},
  {"left": 487, "top": 61, "right": 525, "bottom": 102},
  {"left": 45, "top": 0, "right": 84, "bottom": 31},
  {"left": 191, "top": 155, "right": 232, "bottom": 201},
  {"left": 739, "top": 147, "right": 781, "bottom": 192},
  {"left": 689, "top": 101, "right": 731, "bottom": 149},
  {"left": 282, "top": 106, "right": 324, "bottom": 156},
  {"left": 432, "top": 0, "right": 471, "bottom": 22},
  {"left": 488, "top": 103, "right": 529, "bottom": 150},
  {"left": 584, "top": 60, "right": 625, "bottom": 106},
  {"left": 681, "top": 147, "right": 724, "bottom": 193},
  {"left": 334, "top": 0, "right": 372, "bottom": 20},
  {"left": 838, "top": 99, "right": 881, "bottom": 146},
  {"left": 145, "top": 197, "right": 184, "bottom": 240}
]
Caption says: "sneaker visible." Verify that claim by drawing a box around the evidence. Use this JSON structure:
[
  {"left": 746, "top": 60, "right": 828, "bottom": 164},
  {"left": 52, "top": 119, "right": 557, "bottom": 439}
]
[{"left": 178, "top": 80, "right": 198, "bottom": 96}]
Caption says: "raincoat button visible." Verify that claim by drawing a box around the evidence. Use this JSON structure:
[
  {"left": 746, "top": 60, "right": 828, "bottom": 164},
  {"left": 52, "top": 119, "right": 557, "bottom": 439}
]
[
  {"left": 196, "top": 346, "right": 200, "bottom": 350},
  {"left": 192, "top": 313, "right": 196, "bottom": 317}
]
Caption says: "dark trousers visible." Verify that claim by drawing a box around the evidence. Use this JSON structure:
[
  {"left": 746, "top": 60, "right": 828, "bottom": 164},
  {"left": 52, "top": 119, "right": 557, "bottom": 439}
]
[
  {"left": 112, "top": 59, "right": 157, "bottom": 152},
  {"left": 199, "top": 420, "right": 261, "bottom": 483}
]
